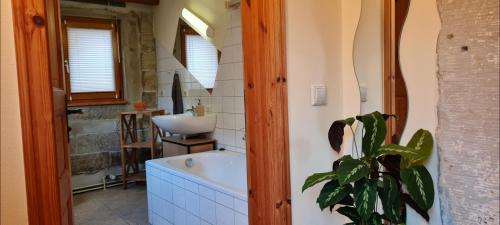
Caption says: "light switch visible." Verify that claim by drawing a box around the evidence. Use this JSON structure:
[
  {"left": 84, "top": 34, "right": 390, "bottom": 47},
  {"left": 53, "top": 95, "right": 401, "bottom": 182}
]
[
  {"left": 360, "top": 84, "right": 368, "bottom": 102},
  {"left": 311, "top": 84, "right": 327, "bottom": 106}
]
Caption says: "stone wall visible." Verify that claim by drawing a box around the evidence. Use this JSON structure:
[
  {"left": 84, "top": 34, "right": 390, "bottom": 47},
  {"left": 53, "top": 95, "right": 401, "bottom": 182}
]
[
  {"left": 61, "top": 1, "right": 158, "bottom": 186},
  {"left": 436, "top": 0, "right": 499, "bottom": 224},
  {"left": 156, "top": 7, "right": 246, "bottom": 153}
]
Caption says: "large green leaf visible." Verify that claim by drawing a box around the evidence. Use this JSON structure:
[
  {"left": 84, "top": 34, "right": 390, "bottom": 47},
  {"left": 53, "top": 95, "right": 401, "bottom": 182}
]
[
  {"left": 400, "top": 166, "right": 434, "bottom": 210},
  {"left": 358, "top": 111, "right": 387, "bottom": 157},
  {"left": 368, "top": 212, "right": 383, "bottom": 225},
  {"left": 381, "top": 175, "right": 401, "bottom": 223},
  {"left": 302, "top": 172, "right": 336, "bottom": 192},
  {"left": 354, "top": 180, "right": 377, "bottom": 219},
  {"left": 337, "top": 206, "right": 361, "bottom": 223},
  {"left": 328, "top": 118, "right": 355, "bottom": 153},
  {"left": 317, "top": 180, "right": 352, "bottom": 210},
  {"left": 336, "top": 156, "right": 370, "bottom": 185},
  {"left": 405, "top": 129, "right": 433, "bottom": 166},
  {"left": 377, "top": 144, "right": 420, "bottom": 159},
  {"left": 330, "top": 194, "right": 355, "bottom": 212}
]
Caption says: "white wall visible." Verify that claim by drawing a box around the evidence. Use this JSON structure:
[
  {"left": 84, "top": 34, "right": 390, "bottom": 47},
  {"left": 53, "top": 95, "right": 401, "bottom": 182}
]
[
  {"left": 0, "top": 0, "right": 29, "bottom": 224},
  {"left": 399, "top": 0, "right": 442, "bottom": 224},
  {"left": 287, "top": 0, "right": 442, "bottom": 225},
  {"left": 286, "top": 0, "right": 354, "bottom": 224},
  {"left": 354, "top": 0, "right": 384, "bottom": 114}
]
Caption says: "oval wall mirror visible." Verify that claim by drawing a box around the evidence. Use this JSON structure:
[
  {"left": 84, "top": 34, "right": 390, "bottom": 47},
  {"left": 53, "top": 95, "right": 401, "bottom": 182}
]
[{"left": 354, "top": 0, "right": 410, "bottom": 144}]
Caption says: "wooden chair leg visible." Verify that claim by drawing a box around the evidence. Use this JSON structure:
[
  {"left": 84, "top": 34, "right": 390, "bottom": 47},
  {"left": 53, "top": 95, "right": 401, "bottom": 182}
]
[{"left": 120, "top": 148, "right": 128, "bottom": 189}]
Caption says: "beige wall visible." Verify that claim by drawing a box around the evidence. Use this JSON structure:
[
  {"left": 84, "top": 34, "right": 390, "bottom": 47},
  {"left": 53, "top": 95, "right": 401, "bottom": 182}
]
[
  {"left": 286, "top": 0, "right": 348, "bottom": 224},
  {"left": 1, "top": 0, "right": 29, "bottom": 224},
  {"left": 287, "top": 0, "right": 442, "bottom": 224}
]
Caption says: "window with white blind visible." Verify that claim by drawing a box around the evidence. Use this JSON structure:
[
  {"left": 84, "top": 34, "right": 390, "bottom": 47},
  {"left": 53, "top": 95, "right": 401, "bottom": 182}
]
[
  {"left": 62, "top": 17, "right": 124, "bottom": 106},
  {"left": 185, "top": 34, "right": 219, "bottom": 89}
]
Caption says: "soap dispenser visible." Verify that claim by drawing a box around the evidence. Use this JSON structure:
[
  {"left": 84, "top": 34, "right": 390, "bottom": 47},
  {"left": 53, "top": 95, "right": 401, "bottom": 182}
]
[{"left": 194, "top": 99, "right": 205, "bottom": 116}]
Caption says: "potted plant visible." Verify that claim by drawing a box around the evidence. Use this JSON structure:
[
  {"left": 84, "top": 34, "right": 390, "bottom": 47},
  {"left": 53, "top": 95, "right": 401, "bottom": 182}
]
[{"left": 302, "top": 111, "right": 434, "bottom": 225}]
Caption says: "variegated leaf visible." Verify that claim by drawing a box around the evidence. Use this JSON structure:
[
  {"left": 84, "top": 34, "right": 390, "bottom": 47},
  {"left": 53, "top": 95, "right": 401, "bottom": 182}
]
[
  {"left": 381, "top": 175, "right": 401, "bottom": 223},
  {"left": 401, "top": 166, "right": 434, "bottom": 210},
  {"left": 405, "top": 129, "right": 433, "bottom": 166},
  {"left": 336, "top": 156, "right": 370, "bottom": 185},
  {"left": 316, "top": 180, "right": 352, "bottom": 210},
  {"left": 302, "top": 171, "right": 337, "bottom": 192},
  {"left": 377, "top": 144, "right": 420, "bottom": 159},
  {"left": 337, "top": 206, "right": 361, "bottom": 223},
  {"left": 354, "top": 180, "right": 377, "bottom": 219},
  {"left": 358, "top": 111, "right": 387, "bottom": 157}
]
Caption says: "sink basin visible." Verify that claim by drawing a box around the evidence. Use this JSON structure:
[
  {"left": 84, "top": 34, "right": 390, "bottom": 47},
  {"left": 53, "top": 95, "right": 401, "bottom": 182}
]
[{"left": 152, "top": 113, "right": 217, "bottom": 135}]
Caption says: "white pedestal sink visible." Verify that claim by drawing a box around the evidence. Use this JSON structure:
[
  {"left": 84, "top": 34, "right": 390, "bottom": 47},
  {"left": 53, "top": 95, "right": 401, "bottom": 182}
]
[{"left": 152, "top": 113, "right": 217, "bottom": 136}]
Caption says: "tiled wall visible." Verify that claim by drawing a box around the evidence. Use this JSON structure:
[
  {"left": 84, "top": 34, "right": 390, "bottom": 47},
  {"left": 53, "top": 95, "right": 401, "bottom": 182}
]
[
  {"left": 157, "top": 8, "right": 246, "bottom": 153},
  {"left": 147, "top": 163, "right": 248, "bottom": 225}
]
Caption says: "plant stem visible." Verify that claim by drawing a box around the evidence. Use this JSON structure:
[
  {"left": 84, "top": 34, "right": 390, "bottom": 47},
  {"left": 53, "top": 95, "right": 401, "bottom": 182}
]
[{"left": 349, "top": 126, "right": 360, "bottom": 158}]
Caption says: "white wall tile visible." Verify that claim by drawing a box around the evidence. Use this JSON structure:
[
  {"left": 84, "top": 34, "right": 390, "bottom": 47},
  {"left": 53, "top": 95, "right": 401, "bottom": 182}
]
[
  {"left": 161, "top": 200, "right": 175, "bottom": 223},
  {"left": 174, "top": 207, "right": 187, "bottom": 225},
  {"left": 216, "top": 191, "right": 234, "bottom": 209},
  {"left": 235, "top": 131, "right": 246, "bottom": 149},
  {"left": 234, "top": 97, "right": 245, "bottom": 114},
  {"left": 234, "top": 80, "right": 244, "bottom": 97},
  {"left": 222, "top": 80, "right": 235, "bottom": 96},
  {"left": 199, "top": 197, "right": 216, "bottom": 224},
  {"left": 235, "top": 212, "right": 248, "bottom": 225},
  {"left": 186, "top": 213, "right": 201, "bottom": 225},
  {"left": 214, "top": 128, "right": 224, "bottom": 144},
  {"left": 222, "top": 113, "right": 235, "bottom": 130},
  {"left": 172, "top": 185, "right": 185, "bottom": 208},
  {"left": 160, "top": 179, "right": 173, "bottom": 202},
  {"left": 199, "top": 185, "right": 216, "bottom": 201},
  {"left": 216, "top": 204, "right": 235, "bottom": 225},
  {"left": 222, "top": 97, "right": 235, "bottom": 114},
  {"left": 233, "top": 199, "right": 248, "bottom": 216},
  {"left": 185, "top": 191, "right": 200, "bottom": 216},
  {"left": 223, "top": 129, "right": 236, "bottom": 147},
  {"left": 235, "top": 114, "right": 246, "bottom": 131}
]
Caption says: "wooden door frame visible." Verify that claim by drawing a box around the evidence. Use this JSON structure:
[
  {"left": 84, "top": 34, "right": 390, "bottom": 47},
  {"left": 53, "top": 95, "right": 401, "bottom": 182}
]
[
  {"left": 384, "top": 0, "right": 396, "bottom": 142},
  {"left": 11, "top": 0, "right": 66, "bottom": 224},
  {"left": 11, "top": 0, "right": 292, "bottom": 224}
]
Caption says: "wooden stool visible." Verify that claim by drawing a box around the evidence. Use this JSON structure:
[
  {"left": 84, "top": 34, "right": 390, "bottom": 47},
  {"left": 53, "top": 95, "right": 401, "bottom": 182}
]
[{"left": 119, "top": 109, "right": 165, "bottom": 189}]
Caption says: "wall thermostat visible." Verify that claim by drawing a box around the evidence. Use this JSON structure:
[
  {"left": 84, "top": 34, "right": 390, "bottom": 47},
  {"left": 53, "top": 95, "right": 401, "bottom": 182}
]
[{"left": 311, "top": 84, "right": 327, "bottom": 106}]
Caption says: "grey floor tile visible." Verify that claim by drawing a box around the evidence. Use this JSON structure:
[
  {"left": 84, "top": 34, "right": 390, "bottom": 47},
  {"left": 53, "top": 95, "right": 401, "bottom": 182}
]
[{"left": 73, "top": 184, "right": 149, "bottom": 225}]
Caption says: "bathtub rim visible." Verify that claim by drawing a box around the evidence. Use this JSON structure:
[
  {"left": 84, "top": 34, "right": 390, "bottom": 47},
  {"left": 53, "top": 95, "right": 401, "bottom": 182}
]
[{"left": 146, "top": 150, "right": 248, "bottom": 201}]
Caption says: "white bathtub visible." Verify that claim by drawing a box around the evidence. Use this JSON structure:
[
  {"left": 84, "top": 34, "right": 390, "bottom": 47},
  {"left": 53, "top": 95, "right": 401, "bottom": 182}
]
[{"left": 146, "top": 151, "right": 248, "bottom": 225}]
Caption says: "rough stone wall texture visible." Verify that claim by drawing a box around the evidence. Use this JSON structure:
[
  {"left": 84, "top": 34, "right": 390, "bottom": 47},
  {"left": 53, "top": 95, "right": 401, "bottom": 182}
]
[
  {"left": 61, "top": 1, "right": 157, "bottom": 177},
  {"left": 436, "top": 0, "right": 499, "bottom": 224}
]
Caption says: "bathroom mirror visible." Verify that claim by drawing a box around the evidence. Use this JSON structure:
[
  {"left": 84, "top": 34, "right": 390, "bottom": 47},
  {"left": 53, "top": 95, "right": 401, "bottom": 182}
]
[
  {"left": 173, "top": 14, "right": 222, "bottom": 94},
  {"left": 354, "top": 0, "right": 410, "bottom": 144}
]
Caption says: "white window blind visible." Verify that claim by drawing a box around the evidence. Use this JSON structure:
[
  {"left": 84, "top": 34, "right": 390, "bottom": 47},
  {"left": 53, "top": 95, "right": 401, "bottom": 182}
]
[
  {"left": 67, "top": 27, "right": 116, "bottom": 93},
  {"left": 186, "top": 35, "right": 218, "bottom": 88}
]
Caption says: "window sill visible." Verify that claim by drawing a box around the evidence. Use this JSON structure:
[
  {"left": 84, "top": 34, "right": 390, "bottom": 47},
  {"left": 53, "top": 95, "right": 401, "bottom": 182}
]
[{"left": 67, "top": 99, "right": 128, "bottom": 107}]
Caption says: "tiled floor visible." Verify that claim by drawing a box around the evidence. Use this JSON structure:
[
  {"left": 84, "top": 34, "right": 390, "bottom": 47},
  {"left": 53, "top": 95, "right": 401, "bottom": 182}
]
[{"left": 73, "top": 184, "right": 149, "bottom": 225}]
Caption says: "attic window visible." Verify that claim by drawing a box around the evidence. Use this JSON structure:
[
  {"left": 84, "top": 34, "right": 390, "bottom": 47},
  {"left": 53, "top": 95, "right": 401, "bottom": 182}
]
[{"left": 62, "top": 16, "right": 125, "bottom": 106}]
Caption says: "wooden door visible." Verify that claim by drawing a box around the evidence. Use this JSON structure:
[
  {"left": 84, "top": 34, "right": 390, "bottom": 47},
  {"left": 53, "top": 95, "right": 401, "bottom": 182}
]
[{"left": 11, "top": 0, "right": 74, "bottom": 224}]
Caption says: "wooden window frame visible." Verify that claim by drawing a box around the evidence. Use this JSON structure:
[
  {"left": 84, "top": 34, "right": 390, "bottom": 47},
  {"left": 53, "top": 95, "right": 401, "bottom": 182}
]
[{"left": 62, "top": 16, "right": 126, "bottom": 107}]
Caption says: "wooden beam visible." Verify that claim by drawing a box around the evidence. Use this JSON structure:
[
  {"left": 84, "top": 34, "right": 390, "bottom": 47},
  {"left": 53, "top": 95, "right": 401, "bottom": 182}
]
[{"left": 241, "top": 0, "right": 292, "bottom": 225}]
